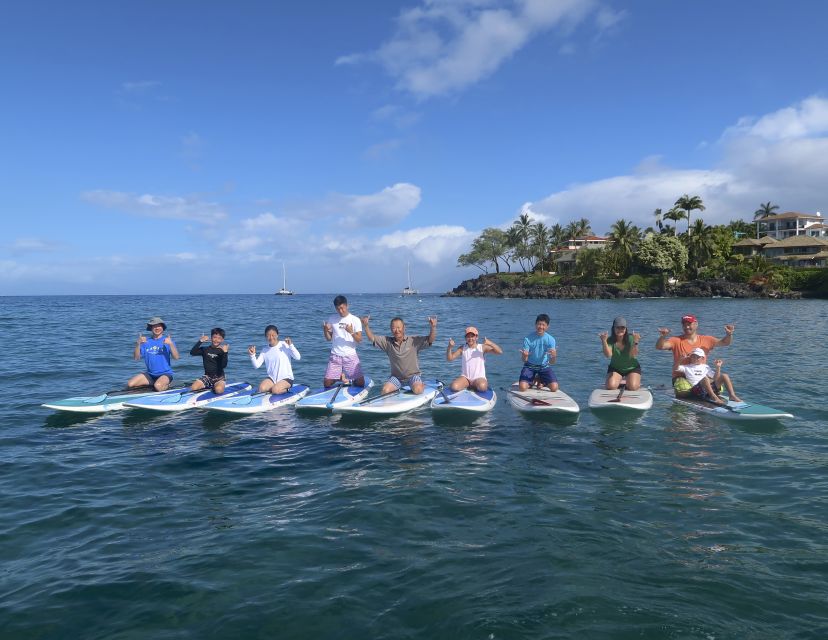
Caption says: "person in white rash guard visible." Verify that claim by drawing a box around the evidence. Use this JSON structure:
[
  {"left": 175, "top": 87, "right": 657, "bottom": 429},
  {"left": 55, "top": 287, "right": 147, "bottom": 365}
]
[{"left": 247, "top": 324, "right": 300, "bottom": 394}]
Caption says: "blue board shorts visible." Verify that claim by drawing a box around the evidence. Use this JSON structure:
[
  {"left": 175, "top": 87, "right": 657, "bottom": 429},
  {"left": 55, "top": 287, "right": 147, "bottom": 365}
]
[
  {"left": 519, "top": 365, "right": 557, "bottom": 385},
  {"left": 146, "top": 372, "right": 173, "bottom": 384}
]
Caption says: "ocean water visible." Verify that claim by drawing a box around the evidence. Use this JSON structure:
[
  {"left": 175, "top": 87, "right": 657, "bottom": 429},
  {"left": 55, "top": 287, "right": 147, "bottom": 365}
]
[{"left": 1, "top": 294, "right": 827, "bottom": 639}]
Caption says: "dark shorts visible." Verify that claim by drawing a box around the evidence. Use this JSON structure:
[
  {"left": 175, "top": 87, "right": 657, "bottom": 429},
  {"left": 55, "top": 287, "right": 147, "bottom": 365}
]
[
  {"left": 146, "top": 372, "right": 173, "bottom": 384},
  {"left": 519, "top": 365, "right": 557, "bottom": 385},
  {"left": 268, "top": 377, "right": 293, "bottom": 388},
  {"left": 691, "top": 382, "right": 712, "bottom": 399},
  {"left": 199, "top": 374, "right": 225, "bottom": 389},
  {"left": 607, "top": 365, "right": 642, "bottom": 376}
]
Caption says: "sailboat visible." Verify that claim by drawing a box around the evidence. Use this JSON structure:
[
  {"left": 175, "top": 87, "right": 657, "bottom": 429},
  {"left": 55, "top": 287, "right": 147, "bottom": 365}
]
[
  {"left": 275, "top": 262, "right": 294, "bottom": 295},
  {"left": 402, "top": 262, "right": 418, "bottom": 296}
]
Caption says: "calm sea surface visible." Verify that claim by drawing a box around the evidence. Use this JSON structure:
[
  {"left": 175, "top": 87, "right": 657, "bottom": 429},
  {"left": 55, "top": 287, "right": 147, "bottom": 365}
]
[{"left": 1, "top": 294, "right": 827, "bottom": 639}]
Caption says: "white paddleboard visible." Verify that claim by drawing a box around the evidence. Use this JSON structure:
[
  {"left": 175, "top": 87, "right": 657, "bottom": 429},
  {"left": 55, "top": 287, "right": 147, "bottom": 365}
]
[
  {"left": 333, "top": 380, "right": 441, "bottom": 416},
  {"left": 42, "top": 386, "right": 179, "bottom": 413},
  {"left": 203, "top": 384, "right": 310, "bottom": 414},
  {"left": 588, "top": 387, "right": 653, "bottom": 411},
  {"left": 430, "top": 388, "right": 496, "bottom": 413},
  {"left": 295, "top": 378, "right": 373, "bottom": 411},
  {"left": 123, "top": 381, "right": 252, "bottom": 412},
  {"left": 506, "top": 383, "right": 580, "bottom": 414},
  {"left": 671, "top": 396, "right": 793, "bottom": 421}
]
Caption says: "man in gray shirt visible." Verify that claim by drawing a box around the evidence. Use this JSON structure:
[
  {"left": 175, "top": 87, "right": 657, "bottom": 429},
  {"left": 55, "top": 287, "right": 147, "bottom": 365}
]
[{"left": 361, "top": 315, "right": 437, "bottom": 394}]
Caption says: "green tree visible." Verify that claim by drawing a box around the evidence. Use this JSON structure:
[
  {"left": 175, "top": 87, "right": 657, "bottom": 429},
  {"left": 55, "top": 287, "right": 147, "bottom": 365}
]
[
  {"left": 575, "top": 248, "right": 605, "bottom": 282},
  {"left": 458, "top": 228, "right": 509, "bottom": 274},
  {"left": 635, "top": 234, "right": 688, "bottom": 277},
  {"left": 662, "top": 207, "right": 686, "bottom": 234},
  {"left": 531, "top": 222, "right": 551, "bottom": 272},
  {"left": 674, "top": 194, "right": 706, "bottom": 234},
  {"left": 606, "top": 218, "right": 642, "bottom": 276},
  {"left": 653, "top": 208, "right": 663, "bottom": 232},
  {"left": 685, "top": 219, "right": 716, "bottom": 277}
]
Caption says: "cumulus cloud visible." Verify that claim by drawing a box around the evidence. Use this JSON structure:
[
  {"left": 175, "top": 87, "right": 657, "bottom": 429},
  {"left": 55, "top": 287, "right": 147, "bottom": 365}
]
[
  {"left": 376, "top": 225, "right": 477, "bottom": 265},
  {"left": 283, "top": 182, "right": 422, "bottom": 226},
  {"left": 337, "top": 0, "right": 602, "bottom": 98},
  {"left": 82, "top": 190, "right": 227, "bottom": 223},
  {"left": 523, "top": 96, "right": 828, "bottom": 234}
]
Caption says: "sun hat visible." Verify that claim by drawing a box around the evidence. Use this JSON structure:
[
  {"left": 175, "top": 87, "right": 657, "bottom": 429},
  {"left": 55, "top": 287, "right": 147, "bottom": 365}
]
[
  {"left": 612, "top": 316, "right": 627, "bottom": 328},
  {"left": 146, "top": 316, "right": 167, "bottom": 330},
  {"left": 465, "top": 326, "right": 478, "bottom": 336},
  {"left": 681, "top": 314, "right": 697, "bottom": 323},
  {"left": 690, "top": 347, "right": 706, "bottom": 357}
]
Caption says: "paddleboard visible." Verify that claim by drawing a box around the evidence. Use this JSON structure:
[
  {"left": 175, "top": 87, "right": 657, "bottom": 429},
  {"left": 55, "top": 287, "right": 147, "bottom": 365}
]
[
  {"left": 295, "top": 378, "right": 373, "bottom": 411},
  {"left": 430, "top": 388, "right": 496, "bottom": 413},
  {"left": 505, "top": 383, "right": 580, "bottom": 414},
  {"left": 671, "top": 396, "right": 793, "bottom": 421},
  {"left": 201, "top": 384, "right": 310, "bottom": 414},
  {"left": 588, "top": 387, "right": 653, "bottom": 411},
  {"left": 42, "top": 386, "right": 183, "bottom": 414},
  {"left": 123, "top": 381, "right": 252, "bottom": 412},
  {"left": 333, "top": 380, "right": 441, "bottom": 416}
]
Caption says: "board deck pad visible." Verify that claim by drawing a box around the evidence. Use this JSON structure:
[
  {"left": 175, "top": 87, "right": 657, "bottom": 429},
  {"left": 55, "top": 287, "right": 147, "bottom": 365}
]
[
  {"left": 588, "top": 387, "right": 653, "bottom": 411},
  {"left": 295, "top": 378, "right": 373, "bottom": 410},
  {"left": 203, "top": 384, "right": 311, "bottom": 414},
  {"left": 671, "top": 395, "right": 793, "bottom": 421},
  {"left": 334, "top": 380, "right": 441, "bottom": 416},
  {"left": 123, "top": 381, "right": 252, "bottom": 412},
  {"left": 431, "top": 388, "right": 496, "bottom": 412},
  {"left": 506, "top": 383, "right": 580, "bottom": 414}
]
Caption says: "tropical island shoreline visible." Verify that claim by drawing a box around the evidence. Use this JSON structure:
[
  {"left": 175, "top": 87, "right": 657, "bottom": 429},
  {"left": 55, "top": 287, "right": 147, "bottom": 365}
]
[{"left": 443, "top": 272, "right": 827, "bottom": 299}]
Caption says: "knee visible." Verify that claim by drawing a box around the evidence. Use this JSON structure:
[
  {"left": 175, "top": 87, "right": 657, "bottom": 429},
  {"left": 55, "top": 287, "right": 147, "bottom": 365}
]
[{"left": 476, "top": 380, "right": 488, "bottom": 391}]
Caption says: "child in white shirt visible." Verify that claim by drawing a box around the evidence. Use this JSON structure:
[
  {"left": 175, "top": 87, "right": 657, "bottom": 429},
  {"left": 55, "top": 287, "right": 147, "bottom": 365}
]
[{"left": 675, "top": 347, "right": 741, "bottom": 405}]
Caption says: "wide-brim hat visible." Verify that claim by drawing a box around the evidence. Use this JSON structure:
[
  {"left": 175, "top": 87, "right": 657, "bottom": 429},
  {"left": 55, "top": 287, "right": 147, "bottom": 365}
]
[
  {"left": 612, "top": 316, "right": 627, "bottom": 329},
  {"left": 146, "top": 316, "right": 167, "bottom": 330}
]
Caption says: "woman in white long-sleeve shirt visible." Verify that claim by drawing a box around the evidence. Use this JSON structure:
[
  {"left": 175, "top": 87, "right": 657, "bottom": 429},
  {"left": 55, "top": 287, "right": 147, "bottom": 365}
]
[{"left": 248, "top": 324, "right": 301, "bottom": 394}]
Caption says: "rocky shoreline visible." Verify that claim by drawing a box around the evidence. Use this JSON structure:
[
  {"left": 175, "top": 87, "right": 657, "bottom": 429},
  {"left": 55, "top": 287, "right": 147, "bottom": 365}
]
[{"left": 443, "top": 274, "right": 802, "bottom": 299}]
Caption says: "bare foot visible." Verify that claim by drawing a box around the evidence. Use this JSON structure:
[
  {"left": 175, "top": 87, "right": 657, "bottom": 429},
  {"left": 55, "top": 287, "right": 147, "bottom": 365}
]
[{"left": 729, "top": 394, "right": 742, "bottom": 402}]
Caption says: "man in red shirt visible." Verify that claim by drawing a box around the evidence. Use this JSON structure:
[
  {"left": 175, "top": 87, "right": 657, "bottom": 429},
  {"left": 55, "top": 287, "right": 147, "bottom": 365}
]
[{"left": 655, "top": 314, "right": 735, "bottom": 396}]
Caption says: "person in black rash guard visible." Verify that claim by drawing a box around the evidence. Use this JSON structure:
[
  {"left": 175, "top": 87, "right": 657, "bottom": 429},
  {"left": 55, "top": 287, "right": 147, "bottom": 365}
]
[{"left": 190, "top": 328, "right": 229, "bottom": 394}]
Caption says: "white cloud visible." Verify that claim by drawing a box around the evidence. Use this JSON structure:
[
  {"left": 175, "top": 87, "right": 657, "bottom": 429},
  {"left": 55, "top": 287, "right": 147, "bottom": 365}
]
[
  {"left": 339, "top": 183, "right": 422, "bottom": 225},
  {"left": 6, "top": 238, "right": 58, "bottom": 253},
  {"left": 338, "top": 0, "right": 601, "bottom": 98},
  {"left": 377, "top": 225, "right": 477, "bottom": 266},
  {"left": 363, "top": 138, "right": 404, "bottom": 160},
  {"left": 524, "top": 96, "right": 828, "bottom": 234},
  {"left": 82, "top": 190, "right": 227, "bottom": 223}
]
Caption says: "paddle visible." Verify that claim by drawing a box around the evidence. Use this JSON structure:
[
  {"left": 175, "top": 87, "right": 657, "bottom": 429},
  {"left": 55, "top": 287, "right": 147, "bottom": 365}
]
[
  {"left": 436, "top": 379, "right": 453, "bottom": 405},
  {"left": 503, "top": 387, "right": 553, "bottom": 406},
  {"left": 325, "top": 381, "right": 346, "bottom": 409},
  {"left": 608, "top": 383, "right": 626, "bottom": 403}
]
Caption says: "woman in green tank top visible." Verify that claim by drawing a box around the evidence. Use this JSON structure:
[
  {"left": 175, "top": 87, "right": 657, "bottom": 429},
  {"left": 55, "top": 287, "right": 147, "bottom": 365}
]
[{"left": 599, "top": 316, "right": 642, "bottom": 390}]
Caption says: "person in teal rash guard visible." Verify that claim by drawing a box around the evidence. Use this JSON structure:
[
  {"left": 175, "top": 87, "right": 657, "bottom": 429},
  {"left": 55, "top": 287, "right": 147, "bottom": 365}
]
[{"left": 127, "top": 316, "right": 180, "bottom": 391}]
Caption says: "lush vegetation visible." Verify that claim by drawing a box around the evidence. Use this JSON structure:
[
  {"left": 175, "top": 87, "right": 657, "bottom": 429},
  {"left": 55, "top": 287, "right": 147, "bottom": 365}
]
[{"left": 458, "top": 197, "right": 826, "bottom": 293}]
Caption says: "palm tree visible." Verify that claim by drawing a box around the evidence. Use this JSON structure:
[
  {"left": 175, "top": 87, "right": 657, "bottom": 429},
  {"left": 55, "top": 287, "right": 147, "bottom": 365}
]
[
  {"left": 685, "top": 219, "right": 716, "bottom": 277},
  {"left": 531, "top": 222, "right": 551, "bottom": 272},
  {"left": 674, "top": 194, "right": 705, "bottom": 234},
  {"left": 663, "top": 207, "right": 686, "bottom": 234},
  {"left": 549, "top": 223, "right": 565, "bottom": 249},
  {"left": 653, "top": 208, "right": 663, "bottom": 232},
  {"left": 607, "top": 219, "right": 642, "bottom": 276},
  {"left": 753, "top": 201, "right": 779, "bottom": 239},
  {"left": 753, "top": 201, "right": 779, "bottom": 220}
]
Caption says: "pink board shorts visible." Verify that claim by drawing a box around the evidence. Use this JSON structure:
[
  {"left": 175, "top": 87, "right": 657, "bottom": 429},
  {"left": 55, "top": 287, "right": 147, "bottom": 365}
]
[{"left": 325, "top": 354, "right": 364, "bottom": 381}]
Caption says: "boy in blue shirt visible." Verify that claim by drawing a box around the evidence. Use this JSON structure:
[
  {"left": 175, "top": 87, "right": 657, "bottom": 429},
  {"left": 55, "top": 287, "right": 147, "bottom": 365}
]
[
  {"left": 518, "top": 313, "right": 558, "bottom": 392},
  {"left": 128, "top": 316, "right": 180, "bottom": 391}
]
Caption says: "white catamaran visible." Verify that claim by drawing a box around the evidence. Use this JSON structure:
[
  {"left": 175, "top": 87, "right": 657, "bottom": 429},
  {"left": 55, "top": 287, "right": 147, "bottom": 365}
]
[
  {"left": 275, "top": 262, "right": 293, "bottom": 295},
  {"left": 402, "top": 262, "right": 418, "bottom": 296}
]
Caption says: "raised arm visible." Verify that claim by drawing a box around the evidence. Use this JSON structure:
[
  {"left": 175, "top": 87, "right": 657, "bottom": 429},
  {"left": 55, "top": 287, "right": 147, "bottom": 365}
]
[
  {"left": 482, "top": 337, "right": 502, "bottom": 355},
  {"left": 714, "top": 324, "right": 735, "bottom": 347},
  {"left": 248, "top": 345, "right": 264, "bottom": 369},
  {"left": 164, "top": 335, "right": 180, "bottom": 360},
  {"left": 134, "top": 333, "right": 146, "bottom": 360},
  {"left": 446, "top": 338, "right": 462, "bottom": 361},
  {"left": 190, "top": 336, "right": 208, "bottom": 356},
  {"left": 630, "top": 331, "right": 640, "bottom": 358},
  {"left": 655, "top": 327, "right": 672, "bottom": 350},
  {"left": 599, "top": 331, "right": 611, "bottom": 358},
  {"left": 427, "top": 315, "right": 437, "bottom": 345},
  {"left": 322, "top": 321, "right": 333, "bottom": 342},
  {"left": 360, "top": 316, "right": 377, "bottom": 345}
]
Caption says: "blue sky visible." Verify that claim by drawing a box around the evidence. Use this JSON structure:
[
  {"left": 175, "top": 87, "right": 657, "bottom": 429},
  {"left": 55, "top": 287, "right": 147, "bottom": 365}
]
[{"left": 3, "top": 0, "right": 828, "bottom": 295}]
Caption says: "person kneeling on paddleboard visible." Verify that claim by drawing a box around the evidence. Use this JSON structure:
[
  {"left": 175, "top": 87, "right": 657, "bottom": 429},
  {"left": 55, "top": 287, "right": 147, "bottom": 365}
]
[
  {"left": 518, "top": 314, "right": 559, "bottom": 392},
  {"left": 655, "top": 313, "right": 735, "bottom": 397},
  {"left": 248, "top": 325, "right": 300, "bottom": 395},
  {"left": 362, "top": 315, "right": 436, "bottom": 395},
  {"left": 599, "top": 316, "right": 642, "bottom": 391},
  {"left": 190, "top": 328, "right": 229, "bottom": 395},
  {"left": 128, "top": 316, "right": 180, "bottom": 391},
  {"left": 446, "top": 326, "right": 502, "bottom": 392},
  {"left": 675, "top": 348, "right": 742, "bottom": 405},
  {"left": 321, "top": 295, "right": 365, "bottom": 388}
]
